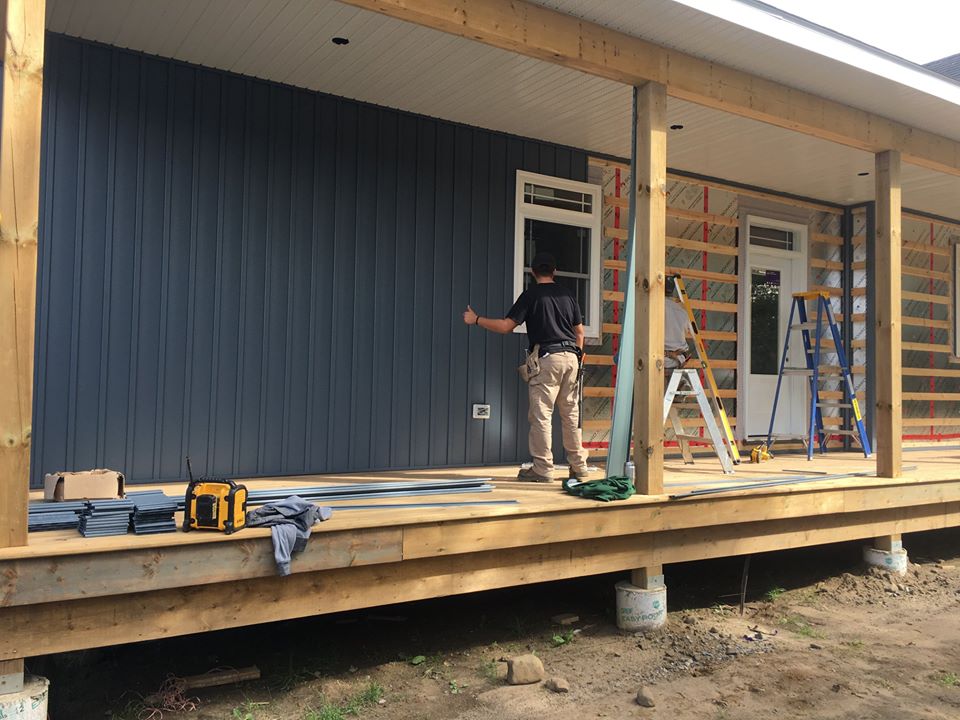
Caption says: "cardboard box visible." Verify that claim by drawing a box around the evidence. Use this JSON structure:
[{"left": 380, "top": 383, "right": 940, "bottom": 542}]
[{"left": 43, "top": 469, "right": 125, "bottom": 501}]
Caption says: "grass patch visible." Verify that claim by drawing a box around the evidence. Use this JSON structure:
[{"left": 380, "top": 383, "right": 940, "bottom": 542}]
[
  {"left": 936, "top": 672, "right": 959, "bottom": 687},
  {"left": 778, "top": 614, "right": 824, "bottom": 639},
  {"left": 550, "top": 630, "right": 576, "bottom": 648},
  {"left": 479, "top": 660, "right": 500, "bottom": 681},
  {"left": 764, "top": 587, "right": 786, "bottom": 602},
  {"left": 304, "top": 681, "right": 385, "bottom": 720},
  {"left": 232, "top": 700, "right": 269, "bottom": 720}
]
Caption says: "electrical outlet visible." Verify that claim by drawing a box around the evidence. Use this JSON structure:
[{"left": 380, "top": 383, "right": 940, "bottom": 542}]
[{"left": 472, "top": 404, "right": 491, "bottom": 420}]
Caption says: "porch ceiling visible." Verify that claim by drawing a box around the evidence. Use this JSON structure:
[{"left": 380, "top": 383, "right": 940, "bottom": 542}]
[{"left": 47, "top": 0, "right": 960, "bottom": 219}]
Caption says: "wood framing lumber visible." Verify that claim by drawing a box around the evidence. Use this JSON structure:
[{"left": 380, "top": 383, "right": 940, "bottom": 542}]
[
  {"left": 2, "top": 499, "right": 958, "bottom": 660},
  {"left": 633, "top": 82, "right": 667, "bottom": 495},
  {"left": 876, "top": 150, "right": 903, "bottom": 478},
  {"left": 0, "top": 527, "right": 403, "bottom": 608},
  {"left": 0, "top": 0, "right": 46, "bottom": 549},
  {"left": 336, "top": 0, "right": 960, "bottom": 176}
]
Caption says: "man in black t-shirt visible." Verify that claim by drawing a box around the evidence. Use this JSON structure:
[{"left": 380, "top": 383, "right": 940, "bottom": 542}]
[{"left": 462, "top": 252, "right": 590, "bottom": 482}]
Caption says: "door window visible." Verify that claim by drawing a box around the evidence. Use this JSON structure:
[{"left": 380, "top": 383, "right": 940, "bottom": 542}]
[{"left": 751, "top": 268, "right": 781, "bottom": 375}]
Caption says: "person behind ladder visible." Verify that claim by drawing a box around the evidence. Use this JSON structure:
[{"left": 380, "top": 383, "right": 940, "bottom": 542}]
[
  {"left": 664, "top": 276, "right": 692, "bottom": 370},
  {"left": 461, "top": 251, "right": 590, "bottom": 483}
]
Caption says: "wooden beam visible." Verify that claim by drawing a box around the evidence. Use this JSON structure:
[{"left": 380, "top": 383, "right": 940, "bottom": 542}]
[
  {"left": 2, "top": 500, "right": 958, "bottom": 660},
  {"left": 0, "top": 0, "right": 46, "bottom": 549},
  {"left": 633, "top": 82, "right": 667, "bottom": 495},
  {"left": 338, "top": 0, "right": 960, "bottom": 177},
  {"left": 876, "top": 150, "right": 903, "bottom": 478}
]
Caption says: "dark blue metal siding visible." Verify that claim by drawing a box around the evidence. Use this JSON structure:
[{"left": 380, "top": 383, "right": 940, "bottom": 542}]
[{"left": 31, "top": 34, "right": 588, "bottom": 485}]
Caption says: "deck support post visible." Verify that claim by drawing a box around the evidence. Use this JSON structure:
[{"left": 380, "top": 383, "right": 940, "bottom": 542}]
[
  {"left": 874, "top": 150, "right": 902, "bottom": 478},
  {"left": 863, "top": 533, "right": 908, "bottom": 575},
  {"left": 632, "top": 81, "right": 667, "bottom": 495},
  {"left": 616, "top": 564, "right": 667, "bottom": 632},
  {"left": 0, "top": 0, "right": 47, "bottom": 699}
]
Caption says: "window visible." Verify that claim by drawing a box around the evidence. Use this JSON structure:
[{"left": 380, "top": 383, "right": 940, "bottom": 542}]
[
  {"left": 750, "top": 223, "right": 796, "bottom": 251},
  {"left": 514, "top": 171, "right": 601, "bottom": 338}
]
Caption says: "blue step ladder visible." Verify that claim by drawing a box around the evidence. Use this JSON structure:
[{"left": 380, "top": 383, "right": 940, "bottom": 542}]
[{"left": 767, "top": 291, "right": 872, "bottom": 460}]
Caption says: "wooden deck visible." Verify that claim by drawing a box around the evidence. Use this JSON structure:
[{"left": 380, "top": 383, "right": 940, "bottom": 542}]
[{"left": 2, "top": 448, "right": 960, "bottom": 661}]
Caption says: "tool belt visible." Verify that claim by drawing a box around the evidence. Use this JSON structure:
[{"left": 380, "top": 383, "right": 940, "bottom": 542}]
[
  {"left": 665, "top": 348, "right": 688, "bottom": 365},
  {"left": 539, "top": 341, "right": 581, "bottom": 358},
  {"left": 518, "top": 344, "right": 541, "bottom": 383}
]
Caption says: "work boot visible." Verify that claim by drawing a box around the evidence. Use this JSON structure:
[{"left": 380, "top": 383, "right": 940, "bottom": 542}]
[
  {"left": 517, "top": 467, "right": 553, "bottom": 483},
  {"left": 568, "top": 467, "right": 592, "bottom": 481}
]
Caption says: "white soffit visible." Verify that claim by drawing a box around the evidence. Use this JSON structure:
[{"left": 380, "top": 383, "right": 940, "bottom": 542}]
[
  {"left": 45, "top": 0, "right": 960, "bottom": 218},
  {"left": 534, "top": 0, "right": 960, "bottom": 143}
]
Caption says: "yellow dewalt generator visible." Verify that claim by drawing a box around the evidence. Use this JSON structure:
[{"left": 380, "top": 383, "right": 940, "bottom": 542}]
[{"left": 182, "top": 457, "right": 248, "bottom": 534}]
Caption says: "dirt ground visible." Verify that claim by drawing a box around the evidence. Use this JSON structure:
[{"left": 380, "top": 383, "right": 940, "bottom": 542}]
[{"left": 32, "top": 528, "right": 960, "bottom": 720}]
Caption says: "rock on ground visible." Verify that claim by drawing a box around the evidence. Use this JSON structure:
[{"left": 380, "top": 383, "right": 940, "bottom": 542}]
[
  {"left": 636, "top": 686, "right": 656, "bottom": 707},
  {"left": 506, "top": 654, "right": 545, "bottom": 685},
  {"left": 545, "top": 677, "right": 570, "bottom": 693}
]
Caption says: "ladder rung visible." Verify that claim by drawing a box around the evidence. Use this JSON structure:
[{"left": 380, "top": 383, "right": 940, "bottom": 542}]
[
  {"left": 817, "top": 402, "right": 852, "bottom": 408},
  {"left": 829, "top": 429, "right": 860, "bottom": 436},
  {"left": 791, "top": 322, "right": 820, "bottom": 330},
  {"left": 782, "top": 368, "right": 813, "bottom": 376},
  {"left": 675, "top": 434, "right": 710, "bottom": 442}
]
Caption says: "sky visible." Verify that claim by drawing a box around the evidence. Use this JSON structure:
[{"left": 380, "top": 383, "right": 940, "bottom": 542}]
[{"left": 767, "top": 0, "right": 960, "bottom": 64}]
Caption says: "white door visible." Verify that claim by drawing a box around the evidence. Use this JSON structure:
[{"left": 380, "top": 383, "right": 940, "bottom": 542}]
[{"left": 744, "top": 253, "right": 807, "bottom": 438}]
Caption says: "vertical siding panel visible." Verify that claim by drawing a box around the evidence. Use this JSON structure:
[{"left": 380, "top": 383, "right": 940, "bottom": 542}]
[
  {"left": 69, "top": 44, "right": 102, "bottom": 471},
  {"left": 411, "top": 119, "right": 437, "bottom": 468},
  {"left": 348, "top": 105, "right": 378, "bottom": 468},
  {"left": 447, "top": 126, "right": 474, "bottom": 465},
  {"left": 306, "top": 95, "right": 338, "bottom": 470},
  {"left": 199, "top": 71, "right": 229, "bottom": 474},
  {"left": 40, "top": 38, "right": 82, "bottom": 477},
  {"left": 328, "top": 99, "right": 358, "bottom": 471},
  {"left": 128, "top": 57, "right": 170, "bottom": 480},
  {"left": 103, "top": 51, "right": 140, "bottom": 477},
  {"left": 236, "top": 81, "right": 269, "bottom": 476},
  {"left": 156, "top": 64, "right": 197, "bottom": 479},
  {"left": 283, "top": 90, "right": 317, "bottom": 473},
  {"left": 467, "top": 130, "right": 490, "bottom": 465},
  {"left": 484, "top": 134, "right": 508, "bottom": 463},
  {"left": 372, "top": 109, "right": 398, "bottom": 468},
  {"left": 391, "top": 113, "right": 418, "bottom": 467},
  {"left": 260, "top": 86, "right": 293, "bottom": 474},
  {"left": 430, "top": 123, "right": 456, "bottom": 465},
  {"left": 220, "top": 76, "right": 247, "bottom": 475}
]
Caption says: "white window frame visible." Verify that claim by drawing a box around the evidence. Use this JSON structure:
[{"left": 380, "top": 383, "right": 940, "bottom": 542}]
[{"left": 513, "top": 170, "right": 602, "bottom": 339}]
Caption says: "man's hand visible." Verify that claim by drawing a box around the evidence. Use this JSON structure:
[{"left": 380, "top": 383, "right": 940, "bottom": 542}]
[{"left": 463, "top": 305, "right": 479, "bottom": 326}]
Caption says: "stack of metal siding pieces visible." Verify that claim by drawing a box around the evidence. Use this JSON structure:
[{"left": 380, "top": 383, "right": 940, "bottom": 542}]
[
  {"left": 78, "top": 498, "right": 136, "bottom": 537},
  {"left": 127, "top": 490, "right": 179, "bottom": 534},
  {"left": 241, "top": 478, "right": 498, "bottom": 507},
  {"left": 27, "top": 500, "right": 87, "bottom": 531}
]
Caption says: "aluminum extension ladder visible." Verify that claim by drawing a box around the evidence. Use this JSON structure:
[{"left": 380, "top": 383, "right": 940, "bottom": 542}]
[
  {"left": 767, "top": 291, "right": 872, "bottom": 460},
  {"left": 664, "top": 369, "right": 735, "bottom": 474},
  {"left": 672, "top": 275, "right": 742, "bottom": 465}
]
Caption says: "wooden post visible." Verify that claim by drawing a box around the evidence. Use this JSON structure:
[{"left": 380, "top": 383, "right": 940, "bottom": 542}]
[
  {"left": 0, "top": 0, "right": 45, "bottom": 552},
  {"left": 632, "top": 81, "right": 667, "bottom": 494},
  {"left": 631, "top": 564, "right": 665, "bottom": 590},
  {"left": 875, "top": 150, "right": 902, "bottom": 478},
  {"left": 874, "top": 533, "right": 902, "bottom": 552}
]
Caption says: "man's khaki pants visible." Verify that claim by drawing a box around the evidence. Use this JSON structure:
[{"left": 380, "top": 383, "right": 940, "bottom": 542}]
[{"left": 528, "top": 351, "right": 589, "bottom": 476}]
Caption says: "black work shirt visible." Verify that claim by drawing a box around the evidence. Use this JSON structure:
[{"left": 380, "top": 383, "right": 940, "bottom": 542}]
[{"left": 507, "top": 282, "right": 584, "bottom": 350}]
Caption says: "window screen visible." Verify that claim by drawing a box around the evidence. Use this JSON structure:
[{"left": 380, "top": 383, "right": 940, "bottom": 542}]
[{"left": 750, "top": 225, "right": 795, "bottom": 251}]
